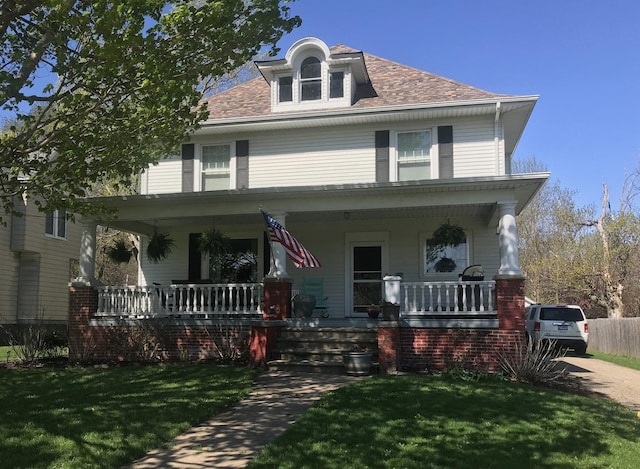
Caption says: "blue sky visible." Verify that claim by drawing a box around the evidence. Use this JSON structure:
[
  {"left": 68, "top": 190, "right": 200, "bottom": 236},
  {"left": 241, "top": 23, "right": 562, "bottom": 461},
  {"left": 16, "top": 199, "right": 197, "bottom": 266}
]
[{"left": 277, "top": 0, "right": 640, "bottom": 209}]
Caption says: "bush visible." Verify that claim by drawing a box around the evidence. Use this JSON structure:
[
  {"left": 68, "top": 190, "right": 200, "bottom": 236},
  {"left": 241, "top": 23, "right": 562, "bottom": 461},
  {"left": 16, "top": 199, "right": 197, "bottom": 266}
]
[
  {"left": 498, "top": 338, "right": 568, "bottom": 385},
  {"left": 1, "top": 321, "right": 68, "bottom": 364}
]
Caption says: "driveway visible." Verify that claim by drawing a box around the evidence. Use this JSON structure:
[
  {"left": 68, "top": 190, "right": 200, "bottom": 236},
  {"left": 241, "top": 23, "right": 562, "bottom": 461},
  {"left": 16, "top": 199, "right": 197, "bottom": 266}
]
[{"left": 558, "top": 355, "right": 640, "bottom": 410}]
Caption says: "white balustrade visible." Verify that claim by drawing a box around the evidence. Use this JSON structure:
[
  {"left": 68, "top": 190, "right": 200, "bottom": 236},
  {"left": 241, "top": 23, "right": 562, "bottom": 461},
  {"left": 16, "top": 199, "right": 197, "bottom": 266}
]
[
  {"left": 401, "top": 280, "right": 496, "bottom": 315},
  {"left": 96, "top": 283, "right": 263, "bottom": 318}
]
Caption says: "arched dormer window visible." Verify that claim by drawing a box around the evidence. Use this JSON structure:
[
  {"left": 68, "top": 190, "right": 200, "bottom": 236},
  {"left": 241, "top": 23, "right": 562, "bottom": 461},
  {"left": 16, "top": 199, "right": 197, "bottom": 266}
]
[{"left": 300, "top": 56, "right": 321, "bottom": 101}]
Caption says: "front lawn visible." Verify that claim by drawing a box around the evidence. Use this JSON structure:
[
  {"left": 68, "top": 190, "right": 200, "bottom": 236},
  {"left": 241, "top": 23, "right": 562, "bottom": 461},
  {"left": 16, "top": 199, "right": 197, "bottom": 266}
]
[
  {"left": 248, "top": 375, "right": 640, "bottom": 469},
  {"left": 0, "top": 364, "right": 254, "bottom": 468}
]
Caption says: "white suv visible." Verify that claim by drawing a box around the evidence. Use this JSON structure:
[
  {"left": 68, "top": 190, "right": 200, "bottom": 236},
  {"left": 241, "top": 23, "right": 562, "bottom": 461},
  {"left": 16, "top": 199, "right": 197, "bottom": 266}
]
[{"left": 525, "top": 304, "right": 589, "bottom": 355}]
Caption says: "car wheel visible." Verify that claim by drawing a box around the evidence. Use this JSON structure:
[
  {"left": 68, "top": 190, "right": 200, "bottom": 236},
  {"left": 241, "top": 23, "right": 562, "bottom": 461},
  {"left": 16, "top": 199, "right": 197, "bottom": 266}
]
[{"left": 575, "top": 344, "right": 587, "bottom": 356}]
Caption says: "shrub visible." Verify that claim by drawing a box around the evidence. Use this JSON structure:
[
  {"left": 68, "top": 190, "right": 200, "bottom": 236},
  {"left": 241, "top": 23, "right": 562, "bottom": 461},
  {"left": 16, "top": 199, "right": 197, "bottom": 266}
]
[{"left": 498, "top": 338, "right": 568, "bottom": 385}]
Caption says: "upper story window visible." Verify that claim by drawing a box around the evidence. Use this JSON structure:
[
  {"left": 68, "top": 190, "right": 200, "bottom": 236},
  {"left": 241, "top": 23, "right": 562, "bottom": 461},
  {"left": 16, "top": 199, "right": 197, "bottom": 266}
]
[
  {"left": 330, "top": 71, "right": 344, "bottom": 99},
  {"left": 397, "top": 130, "right": 431, "bottom": 181},
  {"left": 45, "top": 209, "right": 67, "bottom": 239},
  {"left": 278, "top": 76, "right": 292, "bottom": 102},
  {"left": 300, "top": 56, "right": 322, "bottom": 101},
  {"left": 202, "top": 144, "right": 230, "bottom": 191}
]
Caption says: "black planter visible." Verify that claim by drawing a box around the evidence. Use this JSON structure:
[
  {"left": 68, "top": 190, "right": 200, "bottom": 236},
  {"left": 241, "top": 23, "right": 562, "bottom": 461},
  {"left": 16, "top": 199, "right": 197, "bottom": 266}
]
[{"left": 382, "top": 304, "right": 400, "bottom": 320}]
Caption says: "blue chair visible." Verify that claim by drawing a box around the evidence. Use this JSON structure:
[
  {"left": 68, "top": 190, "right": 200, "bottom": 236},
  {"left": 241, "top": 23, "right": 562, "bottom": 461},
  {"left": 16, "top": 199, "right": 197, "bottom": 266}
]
[{"left": 302, "top": 278, "right": 329, "bottom": 317}]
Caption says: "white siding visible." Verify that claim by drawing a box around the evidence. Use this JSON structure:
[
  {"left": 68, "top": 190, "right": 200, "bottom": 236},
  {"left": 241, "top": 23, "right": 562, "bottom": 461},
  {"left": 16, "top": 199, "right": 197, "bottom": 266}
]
[
  {"left": 452, "top": 117, "right": 497, "bottom": 178},
  {"left": 1, "top": 202, "right": 82, "bottom": 325},
  {"left": 249, "top": 126, "right": 375, "bottom": 188},
  {"left": 144, "top": 156, "right": 183, "bottom": 194},
  {"left": 143, "top": 116, "right": 506, "bottom": 192},
  {"left": 0, "top": 223, "right": 20, "bottom": 324}
]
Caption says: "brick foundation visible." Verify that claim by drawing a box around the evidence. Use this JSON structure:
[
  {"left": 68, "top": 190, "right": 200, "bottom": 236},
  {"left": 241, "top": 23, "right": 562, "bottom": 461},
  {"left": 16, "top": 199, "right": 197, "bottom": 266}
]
[{"left": 70, "top": 276, "right": 526, "bottom": 370}]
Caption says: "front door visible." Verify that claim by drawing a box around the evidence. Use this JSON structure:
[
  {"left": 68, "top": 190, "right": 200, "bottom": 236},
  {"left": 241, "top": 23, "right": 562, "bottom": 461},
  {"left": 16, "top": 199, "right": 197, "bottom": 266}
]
[{"left": 351, "top": 245, "right": 383, "bottom": 316}]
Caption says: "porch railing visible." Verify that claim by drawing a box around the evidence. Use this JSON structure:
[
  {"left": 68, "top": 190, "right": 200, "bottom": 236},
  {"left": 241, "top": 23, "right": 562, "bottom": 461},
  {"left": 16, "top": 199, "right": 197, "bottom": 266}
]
[
  {"left": 400, "top": 280, "right": 496, "bottom": 315},
  {"left": 95, "top": 283, "right": 263, "bottom": 318}
]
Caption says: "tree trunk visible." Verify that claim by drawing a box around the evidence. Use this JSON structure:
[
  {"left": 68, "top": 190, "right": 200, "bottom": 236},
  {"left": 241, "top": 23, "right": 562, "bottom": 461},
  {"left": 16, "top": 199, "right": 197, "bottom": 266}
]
[{"left": 593, "top": 185, "right": 624, "bottom": 318}]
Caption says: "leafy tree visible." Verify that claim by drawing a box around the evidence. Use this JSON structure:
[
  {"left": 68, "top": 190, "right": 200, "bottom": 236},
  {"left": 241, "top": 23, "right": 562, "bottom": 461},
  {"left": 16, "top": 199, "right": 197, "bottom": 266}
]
[{"left": 0, "top": 0, "right": 300, "bottom": 220}]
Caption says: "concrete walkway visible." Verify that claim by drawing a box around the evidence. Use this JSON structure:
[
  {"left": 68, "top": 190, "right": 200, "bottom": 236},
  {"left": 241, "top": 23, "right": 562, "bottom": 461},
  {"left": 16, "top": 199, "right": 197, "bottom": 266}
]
[
  {"left": 559, "top": 355, "right": 640, "bottom": 410},
  {"left": 127, "top": 371, "right": 362, "bottom": 468}
]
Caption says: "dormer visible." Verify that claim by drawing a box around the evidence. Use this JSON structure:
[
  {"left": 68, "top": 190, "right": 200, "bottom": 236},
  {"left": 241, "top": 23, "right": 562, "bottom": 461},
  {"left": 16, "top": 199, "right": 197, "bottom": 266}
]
[{"left": 256, "top": 37, "right": 371, "bottom": 112}]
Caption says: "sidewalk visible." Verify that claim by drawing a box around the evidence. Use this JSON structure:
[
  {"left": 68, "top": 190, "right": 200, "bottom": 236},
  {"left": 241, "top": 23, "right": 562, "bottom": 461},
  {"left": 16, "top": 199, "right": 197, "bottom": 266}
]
[{"left": 127, "top": 371, "right": 362, "bottom": 468}]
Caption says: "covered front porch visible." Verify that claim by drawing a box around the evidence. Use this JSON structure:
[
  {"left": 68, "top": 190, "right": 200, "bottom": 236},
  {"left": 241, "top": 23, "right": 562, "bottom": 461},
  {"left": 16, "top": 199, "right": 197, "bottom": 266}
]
[{"left": 68, "top": 176, "right": 543, "bottom": 371}]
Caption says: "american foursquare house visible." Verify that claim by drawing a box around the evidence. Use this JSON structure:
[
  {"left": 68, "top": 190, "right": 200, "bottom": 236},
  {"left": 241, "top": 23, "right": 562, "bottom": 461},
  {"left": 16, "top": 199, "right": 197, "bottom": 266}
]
[{"left": 68, "top": 37, "right": 548, "bottom": 372}]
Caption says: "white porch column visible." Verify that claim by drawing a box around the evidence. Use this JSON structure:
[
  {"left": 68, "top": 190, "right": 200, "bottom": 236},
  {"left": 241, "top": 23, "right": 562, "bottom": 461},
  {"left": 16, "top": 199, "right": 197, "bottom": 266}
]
[
  {"left": 266, "top": 211, "right": 289, "bottom": 278},
  {"left": 74, "top": 220, "right": 99, "bottom": 285},
  {"left": 497, "top": 200, "right": 522, "bottom": 276}
]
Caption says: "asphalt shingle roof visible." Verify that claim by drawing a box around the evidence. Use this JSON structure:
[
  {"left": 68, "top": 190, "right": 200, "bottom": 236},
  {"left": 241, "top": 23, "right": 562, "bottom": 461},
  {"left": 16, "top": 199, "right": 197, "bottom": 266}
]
[{"left": 202, "top": 44, "right": 508, "bottom": 121}]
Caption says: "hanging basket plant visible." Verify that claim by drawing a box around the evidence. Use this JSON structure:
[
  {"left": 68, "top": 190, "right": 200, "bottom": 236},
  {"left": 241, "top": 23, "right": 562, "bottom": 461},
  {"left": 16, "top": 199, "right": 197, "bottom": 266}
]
[
  {"left": 432, "top": 221, "right": 466, "bottom": 248},
  {"left": 197, "top": 227, "right": 231, "bottom": 257},
  {"left": 147, "top": 230, "right": 174, "bottom": 263},
  {"left": 106, "top": 239, "right": 132, "bottom": 264}
]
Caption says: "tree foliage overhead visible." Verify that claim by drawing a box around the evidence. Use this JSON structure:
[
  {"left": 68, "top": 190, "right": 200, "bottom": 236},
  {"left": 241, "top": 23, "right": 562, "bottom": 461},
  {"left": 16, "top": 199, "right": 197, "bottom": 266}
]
[{"left": 0, "top": 0, "right": 300, "bottom": 218}]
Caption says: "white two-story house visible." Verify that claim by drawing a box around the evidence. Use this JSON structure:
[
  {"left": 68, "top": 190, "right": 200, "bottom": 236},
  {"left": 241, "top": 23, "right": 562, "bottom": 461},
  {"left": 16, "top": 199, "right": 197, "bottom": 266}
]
[{"left": 70, "top": 37, "right": 547, "bottom": 370}]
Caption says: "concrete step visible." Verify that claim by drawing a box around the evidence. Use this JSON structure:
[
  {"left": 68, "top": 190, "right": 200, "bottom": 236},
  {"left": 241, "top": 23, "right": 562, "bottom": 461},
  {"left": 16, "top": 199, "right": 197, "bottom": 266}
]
[
  {"left": 267, "top": 358, "right": 379, "bottom": 375},
  {"left": 268, "top": 326, "right": 379, "bottom": 375}
]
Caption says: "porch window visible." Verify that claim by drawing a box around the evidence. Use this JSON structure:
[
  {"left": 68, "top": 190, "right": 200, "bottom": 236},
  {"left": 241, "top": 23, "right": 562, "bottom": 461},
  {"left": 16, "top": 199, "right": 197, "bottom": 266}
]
[
  {"left": 208, "top": 238, "right": 258, "bottom": 283},
  {"left": 45, "top": 209, "right": 67, "bottom": 239},
  {"left": 424, "top": 237, "right": 468, "bottom": 274},
  {"left": 397, "top": 131, "right": 431, "bottom": 181},
  {"left": 300, "top": 56, "right": 321, "bottom": 101},
  {"left": 202, "top": 144, "right": 230, "bottom": 191}
]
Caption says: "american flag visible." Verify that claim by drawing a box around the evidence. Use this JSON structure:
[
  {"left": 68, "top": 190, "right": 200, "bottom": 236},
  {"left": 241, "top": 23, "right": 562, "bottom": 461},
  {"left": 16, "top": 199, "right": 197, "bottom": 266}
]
[{"left": 261, "top": 210, "right": 321, "bottom": 268}]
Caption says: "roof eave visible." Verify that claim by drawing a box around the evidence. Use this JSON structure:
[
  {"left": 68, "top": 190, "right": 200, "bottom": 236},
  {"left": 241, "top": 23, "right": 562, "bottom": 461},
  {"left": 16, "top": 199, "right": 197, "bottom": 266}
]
[{"left": 196, "top": 95, "right": 539, "bottom": 135}]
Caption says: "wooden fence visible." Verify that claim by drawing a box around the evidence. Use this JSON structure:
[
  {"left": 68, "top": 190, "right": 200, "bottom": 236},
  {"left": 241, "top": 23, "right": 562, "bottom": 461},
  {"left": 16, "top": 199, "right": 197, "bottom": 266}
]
[{"left": 587, "top": 318, "right": 640, "bottom": 358}]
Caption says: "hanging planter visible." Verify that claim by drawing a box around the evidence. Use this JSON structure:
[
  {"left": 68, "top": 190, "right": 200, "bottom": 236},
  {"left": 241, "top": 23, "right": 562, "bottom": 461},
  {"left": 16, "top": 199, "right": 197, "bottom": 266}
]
[
  {"left": 432, "top": 221, "right": 466, "bottom": 248},
  {"left": 146, "top": 230, "right": 174, "bottom": 263},
  {"left": 197, "top": 227, "right": 230, "bottom": 257},
  {"left": 106, "top": 239, "right": 132, "bottom": 264}
]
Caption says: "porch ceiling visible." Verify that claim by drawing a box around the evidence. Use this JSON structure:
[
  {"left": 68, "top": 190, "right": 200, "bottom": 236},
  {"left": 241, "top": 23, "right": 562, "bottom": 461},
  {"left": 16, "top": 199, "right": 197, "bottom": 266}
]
[{"left": 89, "top": 173, "right": 549, "bottom": 235}]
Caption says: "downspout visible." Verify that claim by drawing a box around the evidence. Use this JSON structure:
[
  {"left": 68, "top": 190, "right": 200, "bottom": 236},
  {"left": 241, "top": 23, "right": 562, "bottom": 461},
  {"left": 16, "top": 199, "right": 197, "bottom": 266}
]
[{"left": 494, "top": 101, "right": 502, "bottom": 175}]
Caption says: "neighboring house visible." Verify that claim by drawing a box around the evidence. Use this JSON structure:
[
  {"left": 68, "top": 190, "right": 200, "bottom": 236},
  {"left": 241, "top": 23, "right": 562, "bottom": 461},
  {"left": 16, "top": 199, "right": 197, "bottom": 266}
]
[
  {"left": 70, "top": 37, "right": 549, "bottom": 370},
  {"left": 0, "top": 194, "right": 81, "bottom": 333}
]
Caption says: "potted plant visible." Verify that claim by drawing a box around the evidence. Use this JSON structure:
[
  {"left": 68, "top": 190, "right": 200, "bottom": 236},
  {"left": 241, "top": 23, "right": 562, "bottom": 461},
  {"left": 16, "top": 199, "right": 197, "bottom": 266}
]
[
  {"left": 428, "top": 221, "right": 466, "bottom": 273},
  {"left": 106, "top": 238, "right": 132, "bottom": 264},
  {"left": 146, "top": 230, "right": 174, "bottom": 263},
  {"left": 342, "top": 344, "right": 373, "bottom": 376},
  {"left": 381, "top": 300, "right": 400, "bottom": 320},
  {"left": 367, "top": 304, "right": 381, "bottom": 319}
]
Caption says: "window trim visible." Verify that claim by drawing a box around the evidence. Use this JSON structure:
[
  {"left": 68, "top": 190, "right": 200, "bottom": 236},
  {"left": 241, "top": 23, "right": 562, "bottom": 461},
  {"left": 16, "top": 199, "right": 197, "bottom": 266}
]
[
  {"left": 394, "top": 129, "right": 435, "bottom": 181},
  {"left": 419, "top": 231, "right": 471, "bottom": 278},
  {"left": 45, "top": 209, "right": 67, "bottom": 240},
  {"left": 199, "top": 143, "right": 232, "bottom": 191}
]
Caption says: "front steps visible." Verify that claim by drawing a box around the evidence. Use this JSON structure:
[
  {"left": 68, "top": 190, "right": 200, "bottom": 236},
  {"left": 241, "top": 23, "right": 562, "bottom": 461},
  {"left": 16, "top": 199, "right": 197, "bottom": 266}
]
[{"left": 267, "top": 326, "right": 379, "bottom": 375}]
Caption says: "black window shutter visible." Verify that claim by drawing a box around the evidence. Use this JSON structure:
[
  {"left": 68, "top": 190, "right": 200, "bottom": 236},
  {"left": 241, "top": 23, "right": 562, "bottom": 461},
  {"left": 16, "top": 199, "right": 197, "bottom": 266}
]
[
  {"left": 188, "top": 233, "right": 202, "bottom": 281},
  {"left": 182, "top": 144, "right": 195, "bottom": 192},
  {"left": 375, "top": 131, "right": 389, "bottom": 182},
  {"left": 236, "top": 140, "right": 249, "bottom": 189},
  {"left": 438, "top": 126, "right": 453, "bottom": 179}
]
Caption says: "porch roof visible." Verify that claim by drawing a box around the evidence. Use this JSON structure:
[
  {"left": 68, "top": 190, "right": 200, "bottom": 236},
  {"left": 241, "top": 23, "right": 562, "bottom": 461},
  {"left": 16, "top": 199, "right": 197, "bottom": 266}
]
[{"left": 88, "top": 173, "right": 549, "bottom": 235}]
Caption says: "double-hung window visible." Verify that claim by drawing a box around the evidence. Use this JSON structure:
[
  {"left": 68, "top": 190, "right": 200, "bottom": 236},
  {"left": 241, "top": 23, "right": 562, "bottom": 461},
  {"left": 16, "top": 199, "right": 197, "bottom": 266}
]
[
  {"left": 397, "top": 131, "right": 431, "bottom": 181},
  {"left": 45, "top": 209, "right": 67, "bottom": 239},
  {"left": 202, "top": 144, "right": 230, "bottom": 191},
  {"left": 300, "top": 56, "right": 322, "bottom": 101},
  {"left": 278, "top": 76, "right": 293, "bottom": 103},
  {"left": 329, "top": 71, "right": 344, "bottom": 99}
]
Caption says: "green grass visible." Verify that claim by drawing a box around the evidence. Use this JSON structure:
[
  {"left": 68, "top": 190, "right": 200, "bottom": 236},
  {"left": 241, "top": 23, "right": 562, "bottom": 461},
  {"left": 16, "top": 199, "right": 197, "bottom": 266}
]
[
  {"left": 248, "top": 375, "right": 640, "bottom": 469},
  {"left": 0, "top": 364, "right": 254, "bottom": 468},
  {"left": 589, "top": 351, "right": 640, "bottom": 371}
]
